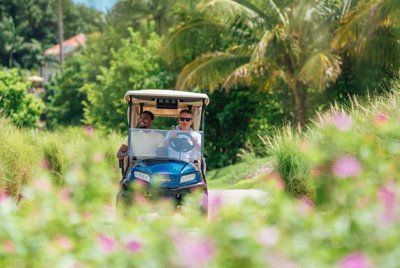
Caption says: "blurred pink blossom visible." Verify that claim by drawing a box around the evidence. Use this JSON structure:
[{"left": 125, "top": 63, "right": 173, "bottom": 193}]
[
  {"left": 58, "top": 187, "right": 72, "bottom": 204},
  {"left": 208, "top": 195, "right": 222, "bottom": 220},
  {"left": 257, "top": 227, "right": 280, "bottom": 247},
  {"left": 330, "top": 111, "right": 352, "bottom": 131},
  {"left": 105, "top": 202, "right": 116, "bottom": 218},
  {"left": 377, "top": 186, "right": 397, "bottom": 223},
  {"left": 125, "top": 240, "right": 142, "bottom": 253},
  {"left": 56, "top": 236, "right": 74, "bottom": 250},
  {"left": 93, "top": 152, "right": 105, "bottom": 162},
  {"left": 84, "top": 125, "right": 94, "bottom": 137},
  {"left": 0, "top": 191, "right": 9, "bottom": 203},
  {"left": 269, "top": 171, "right": 286, "bottom": 191},
  {"left": 298, "top": 196, "right": 314, "bottom": 216},
  {"left": 33, "top": 178, "right": 52, "bottom": 192},
  {"left": 339, "top": 252, "right": 373, "bottom": 268},
  {"left": 332, "top": 155, "right": 362, "bottom": 178},
  {"left": 38, "top": 158, "right": 50, "bottom": 170},
  {"left": 97, "top": 234, "right": 117, "bottom": 253},
  {"left": 173, "top": 233, "right": 215, "bottom": 268},
  {"left": 374, "top": 112, "right": 390, "bottom": 125},
  {"left": 4, "top": 240, "right": 15, "bottom": 253}
]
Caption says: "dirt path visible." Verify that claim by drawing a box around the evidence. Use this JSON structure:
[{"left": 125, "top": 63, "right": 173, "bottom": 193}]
[{"left": 208, "top": 189, "right": 269, "bottom": 218}]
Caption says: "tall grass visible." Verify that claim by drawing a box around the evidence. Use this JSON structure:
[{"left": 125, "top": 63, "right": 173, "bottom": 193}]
[
  {"left": 262, "top": 79, "right": 400, "bottom": 202},
  {"left": 261, "top": 126, "right": 313, "bottom": 198},
  {"left": 0, "top": 121, "right": 123, "bottom": 198},
  {"left": 0, "top": 118, "right": 38, "bottom": 198}
]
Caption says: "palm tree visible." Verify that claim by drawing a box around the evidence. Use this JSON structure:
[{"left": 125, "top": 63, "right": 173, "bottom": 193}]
[
  {"left": 0, "top": 16, "right": 26, "bottom": 67},
  {"left": 109, "top": 0, "right": 180, "bottom": 36},
  {"left": 165, "top": 0, "right": 344, "bottom": 127},
  {"left": 333, "top": 0, "right": 400, "bottom": 70}
]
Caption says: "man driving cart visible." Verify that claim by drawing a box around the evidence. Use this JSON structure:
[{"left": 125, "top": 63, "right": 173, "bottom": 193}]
[{"left": 116, "top": 89, "right": 209, "bottom": 213}]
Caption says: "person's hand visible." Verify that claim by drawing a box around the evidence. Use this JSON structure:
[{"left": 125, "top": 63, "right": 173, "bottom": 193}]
[
  {"left": 191, "top": 135, "right": 200, "bottom": 145},
  {"left": 170, "top": 131, "right": 178, "bottom": 138},
  {"left": 117, "top": 144, "right": 128, "bottom": 159}
]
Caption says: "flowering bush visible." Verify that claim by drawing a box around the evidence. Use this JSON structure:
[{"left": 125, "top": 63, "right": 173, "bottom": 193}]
[{"left": 1, "top": 88, "right": 400, "bottom": 267}]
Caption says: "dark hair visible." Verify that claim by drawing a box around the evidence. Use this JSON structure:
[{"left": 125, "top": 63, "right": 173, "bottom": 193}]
[
  {"left": 140, "top": 111, "right": 154, "bottom": 120},
  {"left": 179, "top": 109, "right": 192, "bottom": 116}
]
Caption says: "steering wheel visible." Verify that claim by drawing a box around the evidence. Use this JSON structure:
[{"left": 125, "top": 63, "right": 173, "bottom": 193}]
[{"left": 169, "top": 132, "right": 195, "bottom": 153}]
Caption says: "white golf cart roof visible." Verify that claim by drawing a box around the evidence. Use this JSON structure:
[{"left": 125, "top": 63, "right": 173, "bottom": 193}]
[{"left": 125, "top": 89, "right": 209, "bottom": 130}]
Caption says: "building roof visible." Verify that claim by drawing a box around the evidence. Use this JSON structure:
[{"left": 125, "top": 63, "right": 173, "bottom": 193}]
[{"left": 44, "top": 33, "right": 86, "bottom": 56}]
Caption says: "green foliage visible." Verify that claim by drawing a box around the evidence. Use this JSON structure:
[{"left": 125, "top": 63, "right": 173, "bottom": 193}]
[
  {"left": 0, "top": 69, "right": 44, "bottom": 127},
  {"left": 0, "top": 118, "right": 37, "bottom": 198},
  {"left": 205, "top": 86, "right": 287, "bottom": 169},
  {"left": 83, "top": 30, "right": 172, "bottom": 131},
  {"left": 108, "top": 0, "right": 178, "bottom": 36},
  {"left": 264, "top": 127, "right": 312, "bottom": 198},
  {"left": 2, "top": 83, "right": 400, "bottom": 267},
  {"left": 0, "top": 120, "right": 122, "bottom": 198},
  {"left": 262, "top": 78, "right": 400, "bottom": 201},
  {"left": 166, "top": 0, "right": 344, "bottom": 126},
  {"left": 46, "top": 55, "right": 87, "bottom": 127},
  {"left": 304, "top": 81, "right": 400, "bottom": 207},
  {"left": 0, "top": 0, "right": 104, "bottom": 68}
]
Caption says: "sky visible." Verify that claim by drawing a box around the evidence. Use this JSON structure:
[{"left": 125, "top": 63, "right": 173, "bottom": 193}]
[{"left": 73, "top": 0, "right": 117, "bottom": 12}]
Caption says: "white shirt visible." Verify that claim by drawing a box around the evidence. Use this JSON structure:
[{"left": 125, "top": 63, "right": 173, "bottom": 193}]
[
  {"left": 129, "top": 130, "right": 164, "bottom": 157},
  {"left": 165, "top": 127, "right": 201, "bottom": 161}
]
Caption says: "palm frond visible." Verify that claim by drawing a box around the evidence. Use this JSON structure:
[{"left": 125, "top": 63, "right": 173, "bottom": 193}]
[
  {"left": 163, "top": 21, "right": 229, "bottom": 60},
  {"left": 266, "top": 0, "right": 288, "bottom": 25},
  {"left": 359, "top": 33, "right": 400, "bottom": 68},
  {"left": 222, "top": 63, "right": 251, "bottom": 89},
  {"left": 333, "top": 0, "right": 400, "bottom": 50},
  {"left": 298, "top": 51, "right": 341, "bottom": 90},
  {"left": 198, "top": 0, "right": 267, "bottom": 29},
  {"left": 249, "top": 30, "right": 274, "bottom": 66},
  {"left": 176, "top": 52, "right": 250, "bottom": 90}
]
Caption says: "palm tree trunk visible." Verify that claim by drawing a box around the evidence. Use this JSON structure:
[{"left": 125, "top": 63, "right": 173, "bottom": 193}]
[
  {"left": 293, "top": 82, "right": 307, "bottom": 128},
  {"left": 58, "top": 0, "right": 64, "bottom": 72}
]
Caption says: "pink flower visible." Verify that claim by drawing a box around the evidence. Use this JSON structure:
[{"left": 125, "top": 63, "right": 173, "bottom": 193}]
[
  {"left": 339, "top": 252, "right": 373, "bottom": 268},
  {"left": 38, "top": 158, "right": 50, "bottom": 170},
  {"left": 330, "top": 111, "right": 352, "bottom": 131},
  {"left": 332, "top": 155, "right": 362, "bottom": 178},
  {"left": 84, "top": 125, "right": 94, "bottom": 137},
  {"left": 97, "top": 234, "right": 117, "bottom": 253},
  {"left": 377, "top": 186, "right": 396, "bottom": 223},
  {"left": 93, "top": 152, "right": 104, "bottom": 162},
  {"left": 257, "top": 227, "right": 280, "bottom": 247},
  {"left": 33, "top": 178, "right": 52, "bottom": 192},
  {"left": 4, "top": 240, "right": 15, "bottom": 253},
  {"left": 298, "top": 196, "right": 314, "bottom": 216},
  {"left": 125, "top": 240, "right": 142, "bottom": 253},
  {"left": 0, "top": 191, "right": 9, "bottom": 203},
  {"left": 58, "top": 187, "right": 72, "bottom": 204},
  {"left": 56, "top": 236, "right": 74, "bottom": 250},
  {"left": 374, "top": 112, "right": 390, "bottom": 125},
  {"left": 173, "top": 233, "right": 215, "bottom": 268},
  {"left": 208, "top": 195, "right": 222, "bottom": 220}
]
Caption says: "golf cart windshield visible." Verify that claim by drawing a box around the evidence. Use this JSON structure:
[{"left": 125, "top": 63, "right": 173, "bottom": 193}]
[{"left": 127, "top": 128, "right": 204, "bottom": 162}]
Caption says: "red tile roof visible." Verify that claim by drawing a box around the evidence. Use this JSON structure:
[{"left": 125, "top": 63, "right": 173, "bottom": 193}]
[{"left": 44, "top": 33, "right": 86, "bottom": 56}]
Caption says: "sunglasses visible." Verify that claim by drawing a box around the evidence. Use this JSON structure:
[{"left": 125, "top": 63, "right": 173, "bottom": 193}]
[{"left": 179, "top": 117, "right": 192, "bottom": 122}]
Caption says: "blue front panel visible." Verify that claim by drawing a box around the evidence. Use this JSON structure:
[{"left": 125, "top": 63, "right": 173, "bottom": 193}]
[{"left": 127, "top": 159, "right": 201, "bottom": 189}]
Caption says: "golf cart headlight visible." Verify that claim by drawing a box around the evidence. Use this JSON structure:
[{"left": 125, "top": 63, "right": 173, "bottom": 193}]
[
  {"left": 180, "top": 173, "right": 196, "bottom": 184},
  {"left": 134, "top": 171, "right": 150, "bottom": 182}
]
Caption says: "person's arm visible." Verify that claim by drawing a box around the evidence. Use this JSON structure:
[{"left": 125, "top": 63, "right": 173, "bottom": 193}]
[
  {"left": 164, "top": 131, "right": 177, "bottom": 146},
  {"left": 191, "top": 133, "right": 202, "bottom": 150},
  {"left": 117, "top": 144, "right": 128, "bottom": 159}
]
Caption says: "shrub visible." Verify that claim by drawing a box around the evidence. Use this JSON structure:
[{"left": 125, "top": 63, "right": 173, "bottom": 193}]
[{"left": 0, "top": 69, "right": 44, "bottom": 127}]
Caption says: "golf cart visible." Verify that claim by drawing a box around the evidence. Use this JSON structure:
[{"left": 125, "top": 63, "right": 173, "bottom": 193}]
[{"left": 117, "top": 89, "right": 209, "bottom": 213}]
